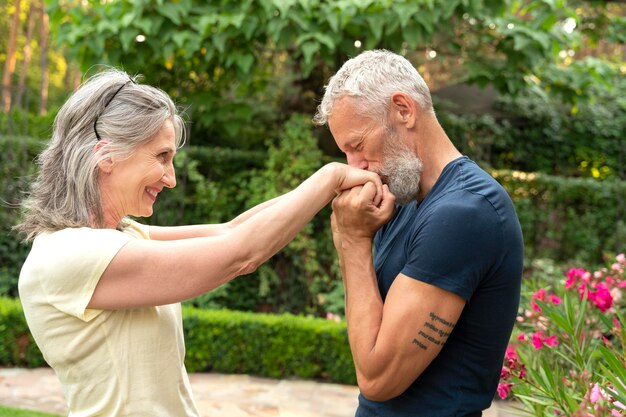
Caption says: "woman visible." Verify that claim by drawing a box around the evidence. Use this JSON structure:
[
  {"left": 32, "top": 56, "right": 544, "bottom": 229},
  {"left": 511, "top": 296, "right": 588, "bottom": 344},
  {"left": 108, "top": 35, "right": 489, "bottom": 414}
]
[{"left": 16, "top": 69, "right": 382, "bottom": 416}]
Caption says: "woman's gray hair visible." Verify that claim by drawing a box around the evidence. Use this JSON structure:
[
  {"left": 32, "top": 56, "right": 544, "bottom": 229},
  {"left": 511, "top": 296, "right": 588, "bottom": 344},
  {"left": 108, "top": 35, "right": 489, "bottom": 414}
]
[
  {"left": 313, "top": 49, "right": 434, "bottom": 126},
  {"left": 15, "top": 68, "right": 186, "bottom": 241}
]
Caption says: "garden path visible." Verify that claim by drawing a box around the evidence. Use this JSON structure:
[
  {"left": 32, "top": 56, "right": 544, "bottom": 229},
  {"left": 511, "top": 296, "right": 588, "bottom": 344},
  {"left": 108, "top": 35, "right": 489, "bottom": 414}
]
[{"left": 0, "top": 367, "right": 519, "bottom": 416}]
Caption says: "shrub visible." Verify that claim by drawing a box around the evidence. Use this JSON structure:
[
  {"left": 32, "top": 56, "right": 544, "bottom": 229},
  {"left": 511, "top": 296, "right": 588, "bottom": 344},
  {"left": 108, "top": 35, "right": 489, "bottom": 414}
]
[
  {"left": 492, "top": 170, "right": 626, "bottom": 263},
  {"left": 0, "top": 297, "right": 356, "bottom": 384},
  {"left": 0, "top": 297, "right": 45, "bottom": 367},
  {"left": 499, "top": 253, "right": 626, "bottom": 416},
  {"left": 183, "top": 306, "right": 355, "bottom": 384}
]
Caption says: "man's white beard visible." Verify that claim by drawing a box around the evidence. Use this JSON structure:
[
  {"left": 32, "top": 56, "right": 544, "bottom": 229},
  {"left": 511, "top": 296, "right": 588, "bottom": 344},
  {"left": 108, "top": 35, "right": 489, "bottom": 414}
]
[{"left": 376, "top": 131, "right": 423, "bottom": 206}]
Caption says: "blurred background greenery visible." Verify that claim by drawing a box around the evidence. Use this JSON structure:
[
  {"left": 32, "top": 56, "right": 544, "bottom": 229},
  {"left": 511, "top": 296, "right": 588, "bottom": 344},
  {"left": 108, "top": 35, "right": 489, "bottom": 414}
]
[{"left": 1, "top": 0, "right": 625, "bottom": 318}]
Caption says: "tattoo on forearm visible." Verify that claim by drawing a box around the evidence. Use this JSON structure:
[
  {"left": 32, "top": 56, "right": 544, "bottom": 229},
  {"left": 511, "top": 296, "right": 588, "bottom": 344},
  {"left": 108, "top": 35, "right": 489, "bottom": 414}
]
[{"left": 411, "top": 312, "right": 456, "bottom": 351}]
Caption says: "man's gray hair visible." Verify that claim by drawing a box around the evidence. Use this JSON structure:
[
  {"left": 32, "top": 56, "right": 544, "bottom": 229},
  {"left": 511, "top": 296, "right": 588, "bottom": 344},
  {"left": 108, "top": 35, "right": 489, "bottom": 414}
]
[
  {"left": 313, "top": 49, "right": 433, "bottom": 126},
  {"left": 15, "top": 68, "right": 186, "bottom": 241}
]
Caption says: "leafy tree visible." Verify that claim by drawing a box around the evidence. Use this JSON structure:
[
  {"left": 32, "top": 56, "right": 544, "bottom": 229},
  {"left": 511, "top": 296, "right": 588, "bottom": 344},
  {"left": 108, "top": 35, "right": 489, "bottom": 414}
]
[{"left": 48, "top": 0, "right": 625, "bottom": 147}]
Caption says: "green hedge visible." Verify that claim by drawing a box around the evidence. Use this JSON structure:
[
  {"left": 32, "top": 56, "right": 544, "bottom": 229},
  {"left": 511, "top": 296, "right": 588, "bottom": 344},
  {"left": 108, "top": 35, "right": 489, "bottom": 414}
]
[
  {"left": 0, "top": 297, "right": 46, "bottom": 368},
  {"left": 0, "top": 297, "right": 356, "bottom": 385},
  {"left": 493, "top": 170, "right": 626, "bottom": 263}
]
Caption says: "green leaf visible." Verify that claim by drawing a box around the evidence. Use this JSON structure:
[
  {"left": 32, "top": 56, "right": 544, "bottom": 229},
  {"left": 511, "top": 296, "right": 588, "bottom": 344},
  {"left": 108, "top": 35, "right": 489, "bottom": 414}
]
[
  {"left": 119, "top": 28, "right": 137, "bottom": 51},
  {"left": 235, "top": 54, "right": 255, "bottom": 74},
  {"left": 312, "top": 33, "right": 336, "bottom": 51},
  {"left": 366, "top": 14, "right": 385, "bottom": 41},
  {"left": 120, "top": 10, "right": 138, "bottom": 28},
  {"left": 402, "top": 21, "right": 424, "bottom": 49},
  {"left": 395, "top": 3, "right": 417, "bottom": 28},
  {"left": 157, "top": 3, "right": 182, "bottom": 25},
  {"left": 441, "top": 0, "right": 460, "bottom": 20},
  {"left": 172, "top": 31, "right": 189, "bottom": 49},
  {"left": 273, "top": 0, "right": 297, "bottom": 20},
  {"left": 300, "top": 41, "right": 319, "bottom": 67},
  {"left": 135, "top": 17, "right": 156, "bottom": 35}
]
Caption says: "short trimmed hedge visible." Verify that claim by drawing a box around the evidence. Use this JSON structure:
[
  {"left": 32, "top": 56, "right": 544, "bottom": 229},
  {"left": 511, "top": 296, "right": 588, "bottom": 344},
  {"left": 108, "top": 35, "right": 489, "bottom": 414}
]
[
  {"left": 0, "top": 297, "right": 357, "bottom": 385},
  {"left": 0, "top": 406, "right": 61, "bottom": 417}
]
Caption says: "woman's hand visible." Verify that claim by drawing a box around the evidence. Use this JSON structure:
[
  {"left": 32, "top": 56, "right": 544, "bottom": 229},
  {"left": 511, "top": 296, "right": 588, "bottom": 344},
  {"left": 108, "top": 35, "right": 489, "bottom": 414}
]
[{"left": 325, "top": 162, "right": 383, "bottom": 206}]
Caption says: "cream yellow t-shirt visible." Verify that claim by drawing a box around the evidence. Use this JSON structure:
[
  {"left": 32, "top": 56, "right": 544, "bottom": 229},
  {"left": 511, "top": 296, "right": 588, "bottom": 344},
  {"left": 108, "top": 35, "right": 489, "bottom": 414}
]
[{"left": 18, "top": 220, "right": 200, "bottom": 417}]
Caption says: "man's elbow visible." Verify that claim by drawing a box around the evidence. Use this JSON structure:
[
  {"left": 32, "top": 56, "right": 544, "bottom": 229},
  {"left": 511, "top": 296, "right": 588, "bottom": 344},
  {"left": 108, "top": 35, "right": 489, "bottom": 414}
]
[{"left": 358, "top": 377, "right": 406, "bottom": 402}]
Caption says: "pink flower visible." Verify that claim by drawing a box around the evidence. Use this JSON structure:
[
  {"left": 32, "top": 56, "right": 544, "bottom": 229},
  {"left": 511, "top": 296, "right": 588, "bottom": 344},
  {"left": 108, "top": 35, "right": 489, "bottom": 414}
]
[
  {"left": 532, "top": 331, "right": 545, "bottom": 349},
  {"left": 505, "top": 344, "right": 518, "bottom": 360},
  {"left": 517, "top": 333, "right": 527, "bottom": 342},
  {"left": 590, "top": 383, "right": 603, "bottom": 403},
  {"left": 588, "top": 283, "right": 613, "bottom": 312},
  {"left": 497, "top": 383, "right": 512, "bottom": 399},
  {"left": 531, "top": 288, "right": 547, "bottom": 312},
  {"left": 501, "top": 367, "right": 510, "bottom": 379},
  {"left": 549, "top": 294, "right": 562, "bottom": 305},
  {"left": 613, "top": 316, "right": 621, "bottom": 331},
  {"left": 544, "top": 335, "right": 559, "bottom": 347},
  {"left": 564, "top": 276, "right": 576, "bottom": 289},
  {"left": 325, "top": 312, "right": 341, "bottom": 323},
  {"left": 577, "top": 283, "right": 589, "bottom": 300},
  {"left": 531, "top": 331, "right": 558, "bottom": 349},
  {"left": 616, "top": 253, "right": 625, "bottom": 264}
]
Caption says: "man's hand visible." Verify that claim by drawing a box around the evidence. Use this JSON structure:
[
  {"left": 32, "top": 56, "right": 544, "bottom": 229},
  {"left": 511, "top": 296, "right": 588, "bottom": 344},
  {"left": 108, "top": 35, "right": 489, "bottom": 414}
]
[
  {"left": 326, "top": 162, "right": 383, "bottom": 206},
  {"left": 331, "top": 183, "right": 396, "bottom": 249}
]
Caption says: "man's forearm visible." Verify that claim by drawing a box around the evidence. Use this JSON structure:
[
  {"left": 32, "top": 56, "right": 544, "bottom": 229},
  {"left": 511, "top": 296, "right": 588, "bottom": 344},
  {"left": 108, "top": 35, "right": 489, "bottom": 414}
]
[{"left": 340, "top": 238, "right": 384, "bottom": 380}]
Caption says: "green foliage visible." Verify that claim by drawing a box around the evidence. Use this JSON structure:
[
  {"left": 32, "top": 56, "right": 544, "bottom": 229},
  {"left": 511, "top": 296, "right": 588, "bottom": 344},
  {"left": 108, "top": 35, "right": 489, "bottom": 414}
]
[
  {"left": 47, "top": 0, "right": 624, "bottom": 147},
  {"left": 0, "top": 135, "right": 42, "bottom": 297},
  {"left": 493, "top": 170, "right": 626, "bottom": 263},
  {"left": 500, "top": 253, "right": 626, "bottom": 415},
  {"left": 244, "top": 113, "right": 333, "bottom": 313},
  {"left": 0, "top": 296, "right": 355, "bottom": 384},
  {"left": 0, "top": 109, "right": 57, "bottom": 139},
  {"left": 183, "top": 306, "right": 355, "bottom": 384},
  {"left": 493, "top": 90, "right": 626, "bottom": 179},
  {"left": 0, "top": 297, "right": 45, "bottom": 367},
  {"left": 0, "top": 406, "right": 61, "bottom": 417},
  {"left": 184, "top": 114, "right": 343, "bottom": 315},
  {"left": 439, "top": 88, "right": 626, "bottom": 180}
]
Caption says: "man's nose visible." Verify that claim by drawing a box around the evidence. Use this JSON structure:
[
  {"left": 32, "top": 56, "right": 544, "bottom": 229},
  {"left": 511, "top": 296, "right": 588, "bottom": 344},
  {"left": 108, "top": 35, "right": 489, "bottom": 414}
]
[{"left": 346, "top": 152, "right": 368, "bottom": 170}]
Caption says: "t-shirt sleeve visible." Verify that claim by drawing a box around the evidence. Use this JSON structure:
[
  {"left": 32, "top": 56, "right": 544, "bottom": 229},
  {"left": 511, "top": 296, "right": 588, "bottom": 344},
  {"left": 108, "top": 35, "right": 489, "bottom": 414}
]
[
  {"left": 35, "top": 227, "right": 134, "bottom": 321},
  {"left": 401, "top": 193, "right": 503, "bottom": 301}
]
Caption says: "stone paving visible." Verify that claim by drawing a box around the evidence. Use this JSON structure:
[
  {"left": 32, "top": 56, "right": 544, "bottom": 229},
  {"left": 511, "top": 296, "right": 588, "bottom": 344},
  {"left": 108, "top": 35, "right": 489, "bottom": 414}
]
[{"left": 0, "top": 367, "right": 519, "bottom": 416}]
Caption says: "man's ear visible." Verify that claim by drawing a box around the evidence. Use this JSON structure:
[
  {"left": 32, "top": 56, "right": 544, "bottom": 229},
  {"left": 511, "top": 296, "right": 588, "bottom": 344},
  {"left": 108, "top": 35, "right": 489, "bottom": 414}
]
[
  {"left": 94, "top": 139, "right": 113, "bottom": 173},
  {"left": 390, "top": 92, "right": 417, "bottom": 129}
]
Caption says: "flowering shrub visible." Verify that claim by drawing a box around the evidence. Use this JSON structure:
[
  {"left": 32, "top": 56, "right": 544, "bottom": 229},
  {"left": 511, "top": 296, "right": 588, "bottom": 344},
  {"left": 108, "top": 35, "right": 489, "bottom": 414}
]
[{"left": 499, "top": 254, "right": 626, "bottom": 416}]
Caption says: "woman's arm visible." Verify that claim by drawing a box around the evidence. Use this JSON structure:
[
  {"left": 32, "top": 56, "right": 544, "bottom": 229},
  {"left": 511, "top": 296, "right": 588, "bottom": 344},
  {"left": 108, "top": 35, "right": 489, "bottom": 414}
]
[
  {"left": 148, "top": 195, "right": 285, "bottom": 240},
  {"left": 89, "top": 163, "right": 381, "bottom": 310}
]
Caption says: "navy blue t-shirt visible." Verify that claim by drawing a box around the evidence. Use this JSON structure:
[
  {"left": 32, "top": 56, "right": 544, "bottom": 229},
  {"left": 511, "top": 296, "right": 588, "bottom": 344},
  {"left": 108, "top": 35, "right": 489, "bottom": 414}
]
[{"left": 357, "top": 156, "right": 524, "bottom": 417}]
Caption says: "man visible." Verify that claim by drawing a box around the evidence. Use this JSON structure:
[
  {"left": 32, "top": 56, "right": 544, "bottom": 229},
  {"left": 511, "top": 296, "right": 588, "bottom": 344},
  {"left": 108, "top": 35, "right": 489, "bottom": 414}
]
[{"left": 313, "top": 49, "right": 524, "bottom": 416}]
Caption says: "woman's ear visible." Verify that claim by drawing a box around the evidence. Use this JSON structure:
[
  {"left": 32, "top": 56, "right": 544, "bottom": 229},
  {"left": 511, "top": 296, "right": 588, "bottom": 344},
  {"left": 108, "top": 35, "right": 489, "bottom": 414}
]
[{"left": 94, "top": 139, "right": 113, "bottom": 173}]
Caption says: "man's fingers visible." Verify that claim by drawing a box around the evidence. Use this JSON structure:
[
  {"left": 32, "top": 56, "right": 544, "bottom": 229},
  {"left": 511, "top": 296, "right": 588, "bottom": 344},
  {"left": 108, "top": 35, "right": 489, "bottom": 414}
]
[
  {"left": 379, "top": 185, "right": 397, "bottom": 216},
  {"left": 359, "top": 182, "right": 379, "bottom": 206}
]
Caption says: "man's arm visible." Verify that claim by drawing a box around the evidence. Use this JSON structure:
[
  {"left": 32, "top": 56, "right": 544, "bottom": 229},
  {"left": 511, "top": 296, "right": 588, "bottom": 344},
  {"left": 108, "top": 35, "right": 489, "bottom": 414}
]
[{"left": 332, "top": 184, "right": 465, "bottom": 401}]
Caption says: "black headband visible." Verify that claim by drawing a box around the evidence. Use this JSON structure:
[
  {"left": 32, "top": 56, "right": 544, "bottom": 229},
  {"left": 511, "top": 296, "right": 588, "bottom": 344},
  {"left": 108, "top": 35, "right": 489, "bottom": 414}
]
[{"left": 94, "top": 79, "right": 134, "bottom": 141}]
